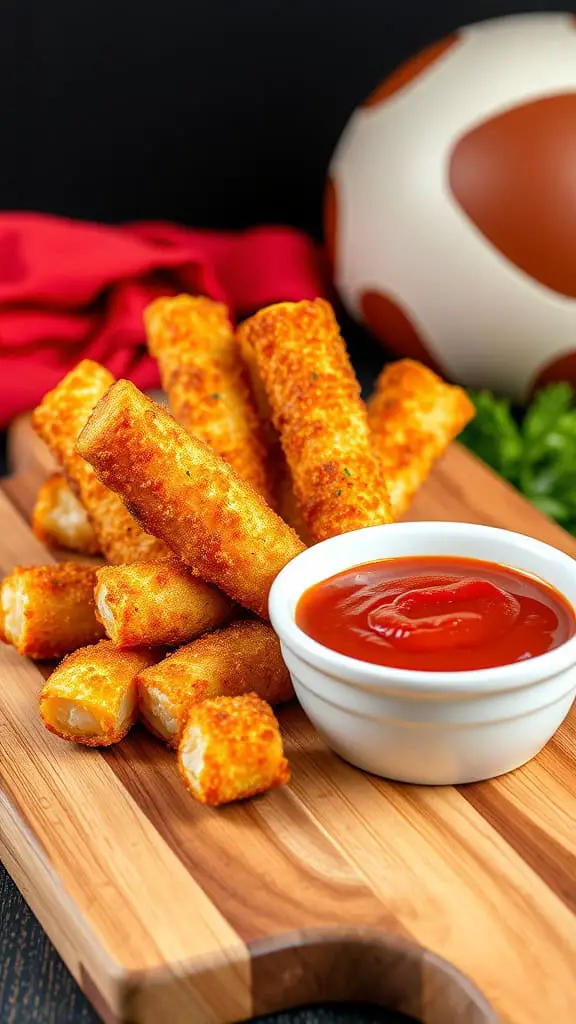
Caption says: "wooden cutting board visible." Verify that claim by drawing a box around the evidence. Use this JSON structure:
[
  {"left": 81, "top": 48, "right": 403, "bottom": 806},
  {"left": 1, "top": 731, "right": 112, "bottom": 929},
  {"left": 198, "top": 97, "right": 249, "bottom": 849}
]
[{"left": 2, "top": 417, "right": 576, "bottom": 1024}]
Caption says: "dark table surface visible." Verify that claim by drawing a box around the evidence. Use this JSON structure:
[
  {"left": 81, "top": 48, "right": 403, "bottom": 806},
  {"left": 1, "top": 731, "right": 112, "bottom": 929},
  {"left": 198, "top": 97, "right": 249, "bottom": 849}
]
[{"left": 0, "top": 324, "right": 415, "bottom": 1024}]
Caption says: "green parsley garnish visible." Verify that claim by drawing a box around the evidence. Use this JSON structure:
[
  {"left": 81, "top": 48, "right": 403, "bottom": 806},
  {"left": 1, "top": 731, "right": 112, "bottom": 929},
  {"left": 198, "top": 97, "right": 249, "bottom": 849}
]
[{"left": 459, "top": 383, "right": 576, "bottom": 536}]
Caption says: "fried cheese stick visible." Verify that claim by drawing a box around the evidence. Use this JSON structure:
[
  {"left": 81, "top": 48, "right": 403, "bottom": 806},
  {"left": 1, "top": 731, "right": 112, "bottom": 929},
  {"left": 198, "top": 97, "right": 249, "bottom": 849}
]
[
  {"left": 137, "top": 620, "right": 293, "bottom": 746},
  {"left": 40, "top": 641, "right": 158, "bottom": 746},
  {"left": 144, "top": 295, "right": 272, "bottom": 502},
  {"left": 32, "top": 360, "right": 170, "bottom": 564},
  {"left": 0, "top": 563, "right": 105, "bottom": 660},
  {"left": 178, "top": 693, "right": 290, "bottom": 805},
  {"left": 32, "top": 473, "right": 100, "bottom": 555},
  {"left": 236, "top": 326, "right": 276, "bottom": 446},
  {"left": 273, "top": 459, "right": 310, "bottom": 543},
  {"left": 95, "top": 559, "right": 234, "bottom": 648},
  {"left": 367, "top": 360, "right": 475, "bottom": 518},
  {"left": 77, "top": 381, "right": 305, "bottom": 618},
  {"left": 237, "top": 326, "right": 309, "bottom": 540},
  {"left": 238, "top": 299, "right": 393, "bottom": 542}
]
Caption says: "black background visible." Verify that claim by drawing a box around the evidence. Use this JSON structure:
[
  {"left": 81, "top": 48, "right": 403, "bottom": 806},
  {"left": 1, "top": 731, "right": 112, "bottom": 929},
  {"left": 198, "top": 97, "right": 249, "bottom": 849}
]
[
  {"left": 0, "top": 2, "right": 570, "bottom": 1021},
  {"left": 0, "top": 1, "right": 569, "bottom": 236}
]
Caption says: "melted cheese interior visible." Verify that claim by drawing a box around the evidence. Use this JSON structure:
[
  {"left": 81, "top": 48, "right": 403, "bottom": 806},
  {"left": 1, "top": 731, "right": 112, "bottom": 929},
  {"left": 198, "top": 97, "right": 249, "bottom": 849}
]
[
  {"left": 180, "top": 725, "right": 206, "bottom": 790},
  {"left": 50, "top": 484, "right": 94, "bottom": 546},
  {"left": 55, "top": 699, "right": 102, "bottom": 734},
  {"left": 95, "top": 584, "right": 118, "bottom": 642},
  {"left": 139, "top": 685, "right": 179, "bottom": 741},
  {"left": 1, "top": 577, "right": 28, "bottom": 645}
]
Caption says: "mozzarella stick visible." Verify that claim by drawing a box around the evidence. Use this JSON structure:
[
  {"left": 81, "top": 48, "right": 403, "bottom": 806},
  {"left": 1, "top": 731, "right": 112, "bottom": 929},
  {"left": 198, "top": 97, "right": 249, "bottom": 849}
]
[
  {"left": 238, "top": 327, "right": 309, "bottom": 540},
  {"left": 77, "top": 381, "right": 305, "bottom": 618},
  {"left": 178, "top": 693, "right": 290, "bottom": 806},
  {"left": 137, "top": 620, "right": 293, "bottom": 746},
  {"left": 236, "top": 326, "right": 277, "bottom": 448},
  {"left": 0, "top": 563, "right": 105, "bottom": 660},
  {"left": 273, "top": 458, "right": 310, "bottom": 543},
  {"left": 238, "top": 299, "right": 393, "bottom": 542},
  {"left": 367, "top": 360, "right": 475, "bottom": 518},
  {"left": 144, "top": 295, "right": 272, "bottom": 502},
  {"left": 40, "top": 641, "right": 158, "bottom": 746},
  {"left": 32, "top": 473, "right": 100, "bottom": 555},
  {"left": 95, "top": 559, "right": 234, "bottom": 648},
  {"left": 32, "top": 360, "right": 169, "bottom": 564}
]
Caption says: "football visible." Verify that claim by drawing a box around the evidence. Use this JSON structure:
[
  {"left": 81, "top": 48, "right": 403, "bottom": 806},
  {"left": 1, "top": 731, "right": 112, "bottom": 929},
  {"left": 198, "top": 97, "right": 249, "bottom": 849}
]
[{"left": 326, "top": 12, "right": 576, "bottom": 399}]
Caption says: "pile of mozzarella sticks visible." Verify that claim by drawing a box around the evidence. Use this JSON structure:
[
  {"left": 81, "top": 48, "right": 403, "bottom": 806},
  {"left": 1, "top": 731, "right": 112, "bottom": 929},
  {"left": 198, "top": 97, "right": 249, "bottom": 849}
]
[{"left": 0, "top": 297, "right": 473, "bottom": 806}]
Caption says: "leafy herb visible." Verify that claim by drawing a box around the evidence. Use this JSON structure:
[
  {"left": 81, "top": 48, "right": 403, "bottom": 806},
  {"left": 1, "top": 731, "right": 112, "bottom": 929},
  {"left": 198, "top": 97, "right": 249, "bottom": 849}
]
[
  {"left": 310, "top": 372, "right": 318, "bottom": 382},
  {"left": 335, "top": 488, "right": 342, "bottom": 497},
  {"left": 344, "top": 467, "right": 351, "bottom": 477},
  {"left": 210, "top": 392, "right": 221, "bottom": 399},
  {"left": 459, "top": 383, "right": 576, "bottom": 536}
]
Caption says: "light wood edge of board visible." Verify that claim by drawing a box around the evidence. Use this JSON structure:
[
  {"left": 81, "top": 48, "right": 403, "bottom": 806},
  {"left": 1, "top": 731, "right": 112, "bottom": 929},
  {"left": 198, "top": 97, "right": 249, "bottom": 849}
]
[
  {"left": 2, "top": 780, "right": 252, "bottom": 1024},
  {"left": 8, "top": 412, "right": 58, "bottom": 476},
  {"left": 1, "top": 791, "right": 250, "bottom": 1024},
  {"left": 91, "top": 928, "right": 500, "bottom": 1024}
]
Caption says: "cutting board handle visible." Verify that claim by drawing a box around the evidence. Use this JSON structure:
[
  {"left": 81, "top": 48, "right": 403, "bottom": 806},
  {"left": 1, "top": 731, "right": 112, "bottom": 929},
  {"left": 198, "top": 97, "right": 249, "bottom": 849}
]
[{"left": 248, "top": 928, "right": 499, "bottom": 1023}]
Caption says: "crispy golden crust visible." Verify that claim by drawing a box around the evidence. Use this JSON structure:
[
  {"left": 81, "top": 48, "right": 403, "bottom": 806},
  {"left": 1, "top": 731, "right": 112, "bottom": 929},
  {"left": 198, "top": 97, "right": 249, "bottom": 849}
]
[
  {"left": 367, "top": 359, "right": 475, "bottom": 517},
  {"left": 237, "top": 326, "right": 309, "bottom": 539},
  {"left": 272, "top": 457, "right": 311, "bottom": 544},
  {"left": 177, "top": 693, "right": 290, "bottom": 806},
  {"left": 32, "top": 473, "right": 100, "bottom": 555},
  {"left": 0, "top": 563, "right": 105, "bottom": 659},
  {"left": 238, "top": 299, "right": 393, "bottom": 542},
  {"left": 77, "top": 380, "right": 305, "bottom": 618},
  {"left": 95, "top": 558, "right": 234, "bottom": 648},
  {"left": 144, "top": 296, "right": 273, "bottom": 502},
  {"left": 32, "top": 360, "right": 170, "bottom": 564},
  {"left": 40, "top": 640, "right": 158, "bottom": 746},
  {"left": 137, "top": 619, "right": 294, "bottom": 746},
  {"left": 236, "top": 326, "right": 277, "bottom": 448}
]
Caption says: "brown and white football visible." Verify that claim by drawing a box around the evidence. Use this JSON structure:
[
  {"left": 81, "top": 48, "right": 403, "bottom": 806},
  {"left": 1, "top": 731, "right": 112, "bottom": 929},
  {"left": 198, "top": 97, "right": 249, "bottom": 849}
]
[{"left": 327, "top": 12, "right": 576, "bottom": 399}]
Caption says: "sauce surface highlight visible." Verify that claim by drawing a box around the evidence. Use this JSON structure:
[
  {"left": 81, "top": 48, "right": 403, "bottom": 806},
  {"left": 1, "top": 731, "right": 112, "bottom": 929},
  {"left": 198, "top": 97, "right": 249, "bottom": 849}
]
[{"left": 296, "top": 556, "right": 575, "bottom": 672}]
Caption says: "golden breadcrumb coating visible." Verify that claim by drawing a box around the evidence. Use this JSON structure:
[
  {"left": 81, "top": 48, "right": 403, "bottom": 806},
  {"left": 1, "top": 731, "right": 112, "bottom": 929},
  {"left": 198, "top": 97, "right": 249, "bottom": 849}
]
[
  {"left": 144, "top": 295, "right": 273, "bottom": 502},
  {"left": 178, "top": 693, "right": 290, "bottom": 806},
  {"left": 77, "top": 381, "right": 305, "bottom": 618},
  {"left": 367, "top": 359, "right": 475, "bottom": 517},
  {"left": 32, "top": 473, "right": 100, "bottom": 555},
  {"left": 237, "top": 326, "right": 308, "bottom": 539},
  {"left": 238, "top": 299, "right": 393, "bottom": 542},
  {"left": 236, "top": 326, "right": 277, "bottom": 448},
  {"left": 272, "top": 457, "right": 311, "bottom": 543},
  {"left": 39, "top": 640, "right": 158, "bottom": 746},
  {"left": 95, "top": 558, "right": 234, "bottom": 648},
  {"left": 137, "top": 619, "right": 294, "bottom": 746},
  {"left": 32, "top": 360, "right": 170, "bottom": 564},
  {"left": 0, "top": 563, "right": 104, "bottom": 660}
]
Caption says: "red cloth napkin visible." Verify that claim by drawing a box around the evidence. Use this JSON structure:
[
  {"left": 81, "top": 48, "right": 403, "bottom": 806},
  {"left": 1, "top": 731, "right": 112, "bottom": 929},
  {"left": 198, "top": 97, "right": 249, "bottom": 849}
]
[{"left": 0, "top": 213, "right": 326, "bottom": 427}]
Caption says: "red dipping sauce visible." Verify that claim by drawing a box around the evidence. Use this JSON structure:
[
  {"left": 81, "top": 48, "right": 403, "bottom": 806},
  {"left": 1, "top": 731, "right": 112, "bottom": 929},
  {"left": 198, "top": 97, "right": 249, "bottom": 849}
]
[{"left": 296, "top": 556, "right": 575, "bottom": 672}]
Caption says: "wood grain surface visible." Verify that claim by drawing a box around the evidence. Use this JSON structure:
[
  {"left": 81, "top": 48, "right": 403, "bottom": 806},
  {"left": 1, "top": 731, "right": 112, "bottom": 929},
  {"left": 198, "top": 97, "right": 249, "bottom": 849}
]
[{"left": 1, "top": 420, "right": 575, "bottom": 1024}]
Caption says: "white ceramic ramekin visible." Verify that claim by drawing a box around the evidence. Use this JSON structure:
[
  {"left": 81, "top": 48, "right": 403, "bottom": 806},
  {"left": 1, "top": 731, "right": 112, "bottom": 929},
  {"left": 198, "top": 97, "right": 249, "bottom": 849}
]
[{"left": 269, "top": 522, "right": 576, "bottom": 785}]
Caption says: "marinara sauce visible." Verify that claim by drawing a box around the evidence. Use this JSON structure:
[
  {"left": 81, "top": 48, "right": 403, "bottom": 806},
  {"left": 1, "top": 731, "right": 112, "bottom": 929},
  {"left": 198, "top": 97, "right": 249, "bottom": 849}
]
[{"left": 296, "top": 556, "right": 575, "bottom": 672}]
